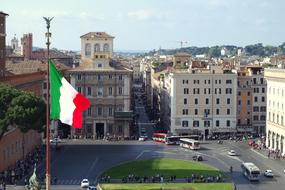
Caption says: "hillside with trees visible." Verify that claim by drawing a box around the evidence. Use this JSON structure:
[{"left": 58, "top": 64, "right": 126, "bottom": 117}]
[{"left": 147, "top": 42, "right": 285, "bottom": 58}]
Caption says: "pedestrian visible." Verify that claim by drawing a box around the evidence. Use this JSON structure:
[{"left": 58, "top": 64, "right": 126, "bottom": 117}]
[{"left": 54, "top": 176, "right": 57, "bottom": 184}]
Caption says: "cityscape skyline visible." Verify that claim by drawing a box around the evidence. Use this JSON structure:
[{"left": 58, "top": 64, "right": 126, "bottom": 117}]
[{"left": 2, "top": 0, "right": 285, "bottom": 51}]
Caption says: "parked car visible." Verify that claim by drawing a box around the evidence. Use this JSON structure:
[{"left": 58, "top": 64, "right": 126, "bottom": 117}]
[
  {"left": 228, "top": 150, "right": 237, "bottom": 156},
  {"left": 192, "top": 155, "right": 203, "bottom": 161},
  {"left": 88, "top": 186, "right": 97, "bottom": 190},
  {"left": 138, "top": 136, "right": 148, "bottom": 141},
  {"left": 81, "top": 179, "right": 89, "bottom": 188},
  {"left": 264, "top": 170, "right": 274, "bottom": 177},
  {"left": 50, "top": 137, "right": 62, "bottom": 143}
]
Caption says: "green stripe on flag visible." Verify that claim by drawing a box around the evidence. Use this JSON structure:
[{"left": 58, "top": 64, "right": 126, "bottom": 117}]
[{"left": 49, "top": 59, "right": 62, "bottom": 119}]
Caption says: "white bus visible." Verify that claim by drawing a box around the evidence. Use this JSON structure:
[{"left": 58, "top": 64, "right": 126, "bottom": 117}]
[
  {"left": 180, "top": 138, "right": 200, "bottom": 150},
  {"left": 241, "top": 162, "right": 260, "bottom": 181}
]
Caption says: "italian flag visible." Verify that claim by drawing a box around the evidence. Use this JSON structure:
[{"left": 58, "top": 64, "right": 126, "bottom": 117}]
[{"left": 49, "top": 60, "right": 90, "bottom": 128}]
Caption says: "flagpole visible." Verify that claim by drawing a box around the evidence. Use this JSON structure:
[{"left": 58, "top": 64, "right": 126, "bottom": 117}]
[{"left": 43, "top": 16, "right": 53, "bottom": 190}]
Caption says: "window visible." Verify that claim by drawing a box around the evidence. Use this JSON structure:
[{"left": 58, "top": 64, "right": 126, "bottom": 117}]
[
  {"left": 193, "top": 120, "right": 199, "bottom": 127},
  {"left": 247, "top": 100, "right": 250, "bottom": 105},
  {"left": 85, "top": 43, "right": 91, "bottom": 56},
  {"left": 195, "top": 98, "right": 198, "bottom": 104},
  {"left": 103, "top": 43, "right": 109, "bottom": 52},
  {"left": 216, "top": 98, "right": 220, "bottom": 104},
  {"left": 87, "top": 87, "right": 92, "bottom": 96},
  {"left": 227, "top": 109, "right": 230, "bottom": 115},
  {"left": 253, "top": 115, "right": 259, "bottom": 121},
  {"left": 97, "top": 107, "right": 102, "bottom": 116},
  {"left": 182, "top": 121, "right": 189, "bottom": 127},
  {"left": 98, "top": 63, "right": 102, "bottom": 68},
  {"left": 253, "top": 106, "right": 259, "bottom": 112},
  {"left": 183, "top": 80, "right": 188, "bottom": 84},
  {"left": 282, "top": 116, "right": 284, "bottom": 125},
  {"left": 184, "top": 98, "right": 187, "bottom": 104},
  {"left": 94, "top": 43, "right": 100, "bottom": 52},
  {"left": 204, "top": 109, "right": 210, "bottom": 115},
  {"left": 87, "top": 107, "right": 92, "bottom": 116},
  {"left": 182, "top": 109, "right": 189, "bottom": 115},
  {"left": 247, "top": 92, "right": 250, "bottom": 96},
  {"left": 261, "top": 115, "right": 266, "bottom": 121},
  {"left": 77, "top": 87, "right": 82, "bottom": 93},
  {"left": 260, "top": 78, "right": 264, "bottom": 84},
  {"left": 119, "top": 75, "right": 123, "bottom": 80},
  {"left": 205, "top": 98, "right": 209, "bottom": 104},
  {"left": 97, "top": 74, "right": 102, "bottom": 80},
  {"left": 227, "top": 98, "right": 230, "bottom": 104},
  {"left": 97, "top": 87, "right": 103, "bottom": 96},
  {"left": 226, "top": 88, "right": 232, "bottom": 94},
  {"left": 253, "top": 78, "right": 257, "bottom": 84},
  {"left": 109, "top": 107, "right": 113, "bottom": 116},
  {"left": 184, "top": 88, "right": 189, "bottom": 94},
  {"left": 195, "top": 109, "right": 198, "bottom": 115},
  {"left": 77, "top": 74, "right": 82, "bottom": 80},
  {"left": 226, "top": 120, "right": 231, "bottom": 127},
  {"left": 262, "top": 88, "right": 265, "bottom": 93},
  {"left": 238, "top": 91, "right": 241, "bottom": 96},
  {"left": 108, "top": 87, "right": 113, "bottom": 96},
  {"left": 204, "top": 88, "right": 207, "bottom": 94},
  {"left": 216, "top": 109, "right": 220, "bottom": 115},
  {"left": 119, "top": 87, "right": 123, "bottom": 95},
  {"left": 109, "top": 75, "right": 113, "bottom": 79},
  {"left": 208, "top": 80, "right": 210, "bottom": 84},
  {"left": 260, "top": 106, "right": 266, "bottom": 112},
  {"left": 204, "top": 121, "right": 210, "bottom": 127},
  {"left": 216, "top": 120, "right": 220, "bottom": 127},
  {"left": 254, "top": 97, "right": 258, "bottom": 102},
  {"left": 226, "top": 80, "right": 232, "bottom": 84},
  {"left": 238, "top": 100, "right": 241, "bottom": 105},
  {"left": 261, "top": 96, "right": 265, "bottom": 102}
]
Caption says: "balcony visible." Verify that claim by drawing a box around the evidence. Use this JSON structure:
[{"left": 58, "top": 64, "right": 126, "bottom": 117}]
[{"left": 114, "top": 111, "right": 134, "bottom": 121}]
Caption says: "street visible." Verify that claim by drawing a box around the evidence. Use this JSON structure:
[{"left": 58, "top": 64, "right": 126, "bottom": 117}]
[{"left": 8, "top": 139, "right": 285, "bottom": 190}]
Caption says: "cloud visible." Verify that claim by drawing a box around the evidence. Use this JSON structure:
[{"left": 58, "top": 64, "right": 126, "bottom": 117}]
[{"left": 127, "top": 9, "right": 153, "bottom": 20}]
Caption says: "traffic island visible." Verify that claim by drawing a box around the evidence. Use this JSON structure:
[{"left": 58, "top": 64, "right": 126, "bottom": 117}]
[{"left": 99, "top": 158, "right": 234, "bottom": 190}]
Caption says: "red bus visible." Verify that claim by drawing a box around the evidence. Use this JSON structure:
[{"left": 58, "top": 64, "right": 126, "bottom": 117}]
[{"left": 152, "top": 133, "right": 167, "bottom": 143}]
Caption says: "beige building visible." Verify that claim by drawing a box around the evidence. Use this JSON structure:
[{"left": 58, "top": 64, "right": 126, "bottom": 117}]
[
  {"left": 265, "top": 69, "right": 285, "bottom": 155},
  {"left": 237, "top": 66, "right": 266, "bottom": 136},
  {"left": 69, "top": 32, "right": 133, "bottom": 139},
  {"left": 161, "top": 65, "right": 237, "bottom": 137}
]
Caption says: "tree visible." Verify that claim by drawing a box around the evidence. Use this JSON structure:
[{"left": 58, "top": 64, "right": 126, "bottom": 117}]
[{"left": 0, "top": 84, "right": 46, "bottom": 140}]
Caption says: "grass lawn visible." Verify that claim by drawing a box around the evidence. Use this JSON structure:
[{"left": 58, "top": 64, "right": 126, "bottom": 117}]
[
  {"left": 103, "top": 158, "right": 226, "bottom": 179},
  {"left": 100, "top": 183, "right": 233, "bottom": 190}
]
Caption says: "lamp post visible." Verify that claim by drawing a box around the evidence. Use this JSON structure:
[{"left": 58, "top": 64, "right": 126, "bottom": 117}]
[{"left": 43, "top": 16, "right": 53, "bottom": 190}]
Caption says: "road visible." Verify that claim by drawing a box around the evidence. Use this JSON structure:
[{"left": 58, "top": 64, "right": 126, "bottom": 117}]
[
  {"left": 9, "top": 139, "right": 285, "bottom": 190},
  {"left": 134, "top": 87, "right": 155, "bottom": 139}
]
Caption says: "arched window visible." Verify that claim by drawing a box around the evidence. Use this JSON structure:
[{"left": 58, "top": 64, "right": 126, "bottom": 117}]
[
  {"left": 103, "top": 43, "right": 109, "bottom": 52},
  {"left": 85, "top": 43, "right": 91, "bottom": 56},
  {"left": 94, "top": 43, "right": 100, "bottom": 52}
]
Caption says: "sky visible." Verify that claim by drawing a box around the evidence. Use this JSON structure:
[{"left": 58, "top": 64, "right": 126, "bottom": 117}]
[{"left": 1, "top": 0, "right": 285, "bottom": 51}]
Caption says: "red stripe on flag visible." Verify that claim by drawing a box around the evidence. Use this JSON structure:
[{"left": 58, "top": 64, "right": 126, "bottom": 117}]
[{"left": 72, "top": 93, "right": 90, "bottom": 128}]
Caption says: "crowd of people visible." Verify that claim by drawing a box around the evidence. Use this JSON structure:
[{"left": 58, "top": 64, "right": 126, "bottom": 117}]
[
  {"left": 0, "top": 146, "right": 44, "bottom": 186},
  {"left": 100, "top": 173, "right": 225, "bottom": 184}
]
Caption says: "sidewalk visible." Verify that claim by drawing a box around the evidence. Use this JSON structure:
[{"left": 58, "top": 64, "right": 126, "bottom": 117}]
[{"left": 250, "top": 147, "right": 285, "bottom": 162}]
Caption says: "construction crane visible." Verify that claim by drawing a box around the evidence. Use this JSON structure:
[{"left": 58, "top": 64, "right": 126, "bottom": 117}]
[{"left": 177, "top": 41, "right": 189, "bottom": 48}]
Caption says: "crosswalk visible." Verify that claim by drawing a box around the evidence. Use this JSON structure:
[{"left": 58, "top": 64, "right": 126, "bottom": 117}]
[{"left": 54, "top": 179, "right": 97, "bottom": 185}]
